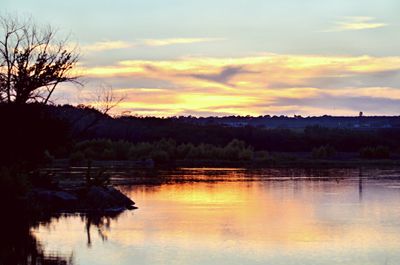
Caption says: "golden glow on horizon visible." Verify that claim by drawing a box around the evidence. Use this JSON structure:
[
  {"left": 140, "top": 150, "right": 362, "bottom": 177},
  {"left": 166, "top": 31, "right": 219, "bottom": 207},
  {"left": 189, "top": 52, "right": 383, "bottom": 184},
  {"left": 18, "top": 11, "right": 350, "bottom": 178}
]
[{"left": 67, "top": 53, "right": 400, "bottom": 116}]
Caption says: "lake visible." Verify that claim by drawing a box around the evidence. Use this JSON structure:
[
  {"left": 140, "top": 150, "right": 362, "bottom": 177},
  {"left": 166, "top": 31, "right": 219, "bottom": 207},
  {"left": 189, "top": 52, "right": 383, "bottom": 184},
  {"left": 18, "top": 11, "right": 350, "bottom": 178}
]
[{"left": 29, "top": 168, "right": 400, "bottom": 264}]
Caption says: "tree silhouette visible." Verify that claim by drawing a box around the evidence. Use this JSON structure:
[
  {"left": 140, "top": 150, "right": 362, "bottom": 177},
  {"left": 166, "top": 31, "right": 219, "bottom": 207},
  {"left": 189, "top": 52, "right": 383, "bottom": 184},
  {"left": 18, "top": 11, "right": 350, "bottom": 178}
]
[{"left": 0, "top": 15, "right": 79, "bottom": 104}]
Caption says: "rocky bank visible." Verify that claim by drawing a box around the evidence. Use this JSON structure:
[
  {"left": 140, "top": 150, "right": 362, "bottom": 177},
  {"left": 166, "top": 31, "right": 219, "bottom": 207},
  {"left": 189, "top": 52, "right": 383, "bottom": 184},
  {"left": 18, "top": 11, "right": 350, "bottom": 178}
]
[{"left": 28, "top": 186, "right": 137, "bottom": 213}]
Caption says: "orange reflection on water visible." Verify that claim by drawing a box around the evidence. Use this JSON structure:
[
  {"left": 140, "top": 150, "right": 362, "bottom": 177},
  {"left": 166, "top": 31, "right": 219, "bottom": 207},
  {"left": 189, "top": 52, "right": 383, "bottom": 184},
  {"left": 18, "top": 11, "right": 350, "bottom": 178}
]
[
  {"left": 33, "top": 169, "right": 400, "bottom": 265},
  {"left": 122, "top": 182, "right": 324, "bottom": 247}
]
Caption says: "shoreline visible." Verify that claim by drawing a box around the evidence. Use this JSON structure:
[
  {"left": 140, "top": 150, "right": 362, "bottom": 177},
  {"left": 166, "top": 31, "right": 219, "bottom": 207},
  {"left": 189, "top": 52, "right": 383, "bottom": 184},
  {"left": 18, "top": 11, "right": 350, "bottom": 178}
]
[
  {"left": 13, "top": 161, "right": 400, "bottom": 222},
  {"left": 52, "top": 154, "right": 400, "bottom": 170},
  {"left": 61, "top": 158, "right": 400, "bottom": 169},
  {"left": 172, "top": 158, "right": 400, "bottom": 169}
]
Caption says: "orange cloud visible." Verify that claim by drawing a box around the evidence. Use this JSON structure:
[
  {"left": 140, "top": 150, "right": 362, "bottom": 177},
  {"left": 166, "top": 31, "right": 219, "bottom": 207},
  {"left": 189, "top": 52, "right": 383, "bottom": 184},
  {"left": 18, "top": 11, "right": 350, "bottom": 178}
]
[{"left": 70, "top": 54, "right": 400, "bottom": 116}]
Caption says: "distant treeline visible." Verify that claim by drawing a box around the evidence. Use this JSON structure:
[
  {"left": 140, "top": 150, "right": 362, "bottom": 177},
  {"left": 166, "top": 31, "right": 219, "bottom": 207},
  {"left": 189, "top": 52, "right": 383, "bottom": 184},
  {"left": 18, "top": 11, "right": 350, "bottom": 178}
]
[
  {"left": 45, "top": 105, "right": 400, "bottom": 153},
  {"left": 1, "top": 104, "right": 399, "bottom": 166},
  {"left": 59, "top": 105, "right": 400, "bottom": 154}
]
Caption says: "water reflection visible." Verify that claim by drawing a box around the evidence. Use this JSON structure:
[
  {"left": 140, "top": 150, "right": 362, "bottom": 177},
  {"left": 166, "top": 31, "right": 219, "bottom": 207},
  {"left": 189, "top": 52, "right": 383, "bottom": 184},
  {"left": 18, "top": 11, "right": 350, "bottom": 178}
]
[
  {"left": 83, "top": 212, "right": 123, "bottom": 247},
  {"left": 28, "top": 168, "right": 400, "bottom": 265},
  {"left": 359, "top": 168, "right": 364, "bottom": 202},
  {"left": 0, "top": 209, "right": 127, "bottom": 265},
  {"left": 0, "top": 213, "right": 74, "bottom": 265}
]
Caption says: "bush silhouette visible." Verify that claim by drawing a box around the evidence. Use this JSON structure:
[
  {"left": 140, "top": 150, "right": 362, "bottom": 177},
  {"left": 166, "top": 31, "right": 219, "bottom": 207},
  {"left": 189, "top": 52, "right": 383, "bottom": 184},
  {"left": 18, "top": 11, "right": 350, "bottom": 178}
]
[{"left": 360, "top": 146, "right": 390, "bottom": 159}]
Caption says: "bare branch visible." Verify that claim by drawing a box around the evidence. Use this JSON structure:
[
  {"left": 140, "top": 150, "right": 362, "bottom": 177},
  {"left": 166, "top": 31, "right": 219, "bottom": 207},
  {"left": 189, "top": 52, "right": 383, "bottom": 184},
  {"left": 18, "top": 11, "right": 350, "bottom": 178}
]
[
  {"left": 92, "top": 85, "right": 125, "bottom": 115},
  {"left": 0, "top": 14, "right": 80, "bottom": 104}
]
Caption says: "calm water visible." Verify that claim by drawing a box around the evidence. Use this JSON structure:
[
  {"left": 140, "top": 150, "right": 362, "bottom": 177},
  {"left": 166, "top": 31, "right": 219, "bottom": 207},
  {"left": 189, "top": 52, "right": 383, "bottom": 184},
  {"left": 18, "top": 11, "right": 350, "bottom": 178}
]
[{"left": 31, "top": 168, "right": 400, "bottom": 264}]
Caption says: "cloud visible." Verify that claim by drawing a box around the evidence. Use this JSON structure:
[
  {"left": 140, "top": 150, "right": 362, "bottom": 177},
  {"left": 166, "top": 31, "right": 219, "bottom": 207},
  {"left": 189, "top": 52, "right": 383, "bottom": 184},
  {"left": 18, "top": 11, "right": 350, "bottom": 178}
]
[
  {"left": 72, "top": 53, "right": 400, "bottom": 116},
  {"left": 81, "top": 54, "right": 400, "bottom": 89},
  {"left": 76, "top": 37, "right": 223, "bottom": 54},
  {"left": 299, "top": 69, "right": 400, "bottom": 89},
  {"left": 268, "top": 94, "right": 400, "bottom": 114},
  {"left": 189, "top": 66, "right": 254, "bottom": 85},
  {"left": 81, "top": 41, "right": 134, "bottom": 53},
  {"left": 325, "top": 17, "right": 388, "bottom": 32},
  {"left": 142, "top": 38, "right": 224, "bottom": 47}
]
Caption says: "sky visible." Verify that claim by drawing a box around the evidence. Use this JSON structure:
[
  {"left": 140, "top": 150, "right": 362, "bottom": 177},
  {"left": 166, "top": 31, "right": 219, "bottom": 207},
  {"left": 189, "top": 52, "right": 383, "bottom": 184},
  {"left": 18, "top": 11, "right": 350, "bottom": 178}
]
[{"left": 3, "top": 0, "right": 400, "bottom": 116}]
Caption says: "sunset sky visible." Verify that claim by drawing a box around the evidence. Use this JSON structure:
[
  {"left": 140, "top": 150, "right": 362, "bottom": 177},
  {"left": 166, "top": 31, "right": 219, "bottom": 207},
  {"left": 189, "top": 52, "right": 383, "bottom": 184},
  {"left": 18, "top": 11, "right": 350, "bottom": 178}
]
[{"left": 3, "top": 0, "right": 400, "bottom": 116}]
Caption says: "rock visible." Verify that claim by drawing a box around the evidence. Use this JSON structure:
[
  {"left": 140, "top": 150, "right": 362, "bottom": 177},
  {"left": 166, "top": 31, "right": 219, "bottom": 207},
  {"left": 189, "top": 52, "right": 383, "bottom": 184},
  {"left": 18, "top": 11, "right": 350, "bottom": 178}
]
[
  {"left": 83, "top": 186, "right": 117, "bottom": 209},
  {"left": 31, "top": 190, "right": 78, "bottom": 210},
  {"left": 54, "top": 191, "right": 78, "bottom": 202},
  {"left": 127, "top": 204, "right": 138, "bottom": 210},
  {"left": 28, "top": 185, "right": 136, "bottom": 213},
  {"left": 106, "top": 186, "right": 135, "bottom": 206},
  {"left": 81, "top": 186, "right": 136, "bottom": 211}
]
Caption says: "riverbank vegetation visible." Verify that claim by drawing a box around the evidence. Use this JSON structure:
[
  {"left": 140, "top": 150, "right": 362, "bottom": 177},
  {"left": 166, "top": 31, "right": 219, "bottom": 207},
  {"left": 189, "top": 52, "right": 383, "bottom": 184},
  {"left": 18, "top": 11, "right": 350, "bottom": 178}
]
[
  {"left": 70, "top": 138, "right": 254, "bottom": 164},
  {"left": 67, "top": 137, "right": 399, "bottom": 167},
  {"left": 2, "top": 103, "right": 399, "bottom": 170}
]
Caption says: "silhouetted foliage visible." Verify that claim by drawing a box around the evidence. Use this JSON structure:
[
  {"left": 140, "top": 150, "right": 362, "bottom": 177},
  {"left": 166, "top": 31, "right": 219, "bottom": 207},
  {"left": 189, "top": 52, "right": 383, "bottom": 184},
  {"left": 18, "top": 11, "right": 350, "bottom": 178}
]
[
  {"left": 0, "top": 103, "right": 70, "bottom": 167},
  {"left": 312, "top": 145, "right": 336, "bottom": 159},
  {"left": 70, "top": 138, "right": 254, "bottom": 163},
  {"left": 3, "top": 104, "right": 400, "bottom": 166},
  {"left": 26, "top": 105, "right": 397, "bottom": 159},
  {"left": 0, "top": 167, "right": 30, "bottom": 201},
  {"left": 0, "top": 215, "right": 74, "bottom": 265},
  {"left": 360, "top": 146, "right": 390, "bottom": 159},
  {"left": 0, "top": 15, "right": 79, "bottom": 104}
]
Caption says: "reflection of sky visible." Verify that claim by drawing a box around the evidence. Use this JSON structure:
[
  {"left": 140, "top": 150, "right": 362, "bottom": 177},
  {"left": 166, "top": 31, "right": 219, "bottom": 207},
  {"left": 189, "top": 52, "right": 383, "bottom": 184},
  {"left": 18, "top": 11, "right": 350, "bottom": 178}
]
[
  {"left": 3, "top": 0, "right": 400, "bottom": 116},
  {"left": 33, "top": 169, "right": 400, "bottom": 265}
]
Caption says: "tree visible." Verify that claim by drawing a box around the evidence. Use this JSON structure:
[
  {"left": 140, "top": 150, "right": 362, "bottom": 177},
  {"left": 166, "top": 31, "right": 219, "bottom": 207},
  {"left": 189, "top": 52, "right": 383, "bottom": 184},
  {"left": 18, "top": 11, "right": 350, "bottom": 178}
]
[
  {"left": 92, "top": 85, "right": 125, "bottom": 115},
  {"left": 0, "top": 15, "right": 79, "bottom": 104}
]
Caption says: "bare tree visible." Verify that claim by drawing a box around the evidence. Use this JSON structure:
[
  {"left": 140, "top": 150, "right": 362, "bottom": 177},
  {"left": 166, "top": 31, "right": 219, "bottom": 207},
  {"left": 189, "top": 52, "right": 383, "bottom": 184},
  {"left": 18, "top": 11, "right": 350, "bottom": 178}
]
[
  {"left": 0, "top": 15, "right": 79, "bottom": 104},
  {"left": 68, "top": 85, "right": 125, "bottom": 138},
  {"left": 92, "top": 85, "right": 125, "bottom": 115}
]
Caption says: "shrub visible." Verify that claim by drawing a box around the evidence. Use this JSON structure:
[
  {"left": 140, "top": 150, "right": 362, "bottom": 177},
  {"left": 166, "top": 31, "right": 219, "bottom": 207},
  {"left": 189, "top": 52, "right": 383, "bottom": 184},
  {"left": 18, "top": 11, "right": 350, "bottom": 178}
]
[
  {"left": 176, "top": 143, "right": 194, "bottom": 159},
  {"left": 238, "top": 149, "right": 253, "bottom": 160},
  {"left": 254, "top": 151, "right": 270, "bottom": 162},
  {"left": 155, "top": 139, "right": 176, "bottom": 157},
  {"left": 312, "top": 145, "right": 336, "bottom": 159},
  {"left": 0, "top": 104, "right": 70, "bottom": 167},
  {"left": 113, "top": 140, "right": 131, "bottom": 160},
  {"left": 0, "top": 167, "right": 30, "bottom": 200},
  {"left": 222, "top": 139, "right": 253, "bottom": 161},
  {"left": 43, "top": 150, "right": 55, "bottom": 164},
  {"left": 69, "top": 151, "right": 86, "bottom": 165},
  {"left": 150, "top": 150, "right": 170, "bottom": 163},
  {"left": 129, "top": 142, "right": 153, "bottom": 159},
  {"left": 102, "top": 148, "right": 116, "bottom": 160},
  {"left": 28, "top": 170, "right": 58, "bottom": 189},
  {"left": 360, "top": 146, "right": 390, "bottom": 159},
  {"left": 71, "top": 138, "right": 255, "bottom": 163}
]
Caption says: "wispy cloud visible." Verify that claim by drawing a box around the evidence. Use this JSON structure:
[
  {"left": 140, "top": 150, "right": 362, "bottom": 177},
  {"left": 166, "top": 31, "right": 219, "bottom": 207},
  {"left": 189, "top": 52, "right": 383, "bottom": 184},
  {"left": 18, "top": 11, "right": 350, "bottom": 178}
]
[
  {"left": 81, "top": 41, "right": 134, "bottom": 53},
  {"left": 142, "top": 38, "right": 224, "bottom": 47},
  {"left": 325, "top": 17, "right": 388, "bottom": 32},
  {"left": 79, "top": 38, "right": 224, "bottom": 54}
]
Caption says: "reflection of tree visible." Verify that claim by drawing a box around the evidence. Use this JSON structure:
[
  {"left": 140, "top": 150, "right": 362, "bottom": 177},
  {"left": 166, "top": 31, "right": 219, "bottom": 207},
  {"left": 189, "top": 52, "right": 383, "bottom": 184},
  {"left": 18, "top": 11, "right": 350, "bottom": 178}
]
[
  {"left": 80, "top": 211, "right": 124, "bottom": 247},
  {"left": 359, "top": 168, "right": 364, "bottom": 202},
  {"left": 0, "top": 213, "right": 74, "bottom": 265},
  {"left": 0, "top": 207, "right": 125, "bottom": 264}
]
